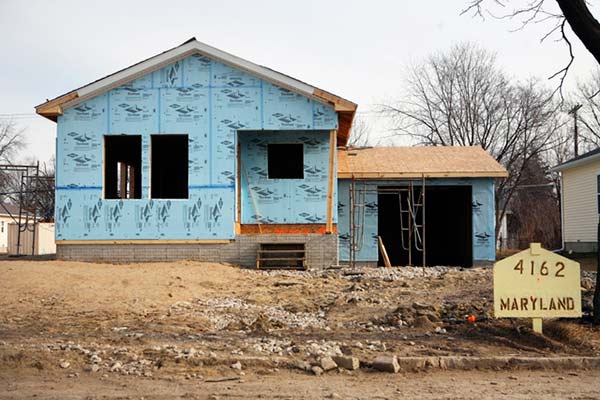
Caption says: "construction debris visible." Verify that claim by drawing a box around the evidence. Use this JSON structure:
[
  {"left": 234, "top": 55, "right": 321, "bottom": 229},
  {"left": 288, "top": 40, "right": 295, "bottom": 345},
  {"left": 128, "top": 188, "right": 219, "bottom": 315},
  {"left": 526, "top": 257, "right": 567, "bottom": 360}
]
[{"left": 372, "top": 356, "right": 400, "bottom": 373}]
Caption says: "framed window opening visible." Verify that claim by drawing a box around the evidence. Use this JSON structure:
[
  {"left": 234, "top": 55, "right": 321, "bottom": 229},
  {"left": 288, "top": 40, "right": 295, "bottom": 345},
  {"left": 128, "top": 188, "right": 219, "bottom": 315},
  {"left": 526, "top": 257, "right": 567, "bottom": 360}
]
[
  {"left": 267, "top": 143, "right": 304, "bottom": 179},
  {"left": 150, "top": 134, "right": 189, "bottom": 199},
  {"left": 104, "top": 135, "right": 142, "bottom": 199}
]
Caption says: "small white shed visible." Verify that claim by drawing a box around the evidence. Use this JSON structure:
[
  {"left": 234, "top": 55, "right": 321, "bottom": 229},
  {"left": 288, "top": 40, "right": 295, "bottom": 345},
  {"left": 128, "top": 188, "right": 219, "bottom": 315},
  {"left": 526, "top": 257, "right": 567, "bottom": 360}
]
[{"left": 8, "top": 222, "right": 56, "bottom": 256}]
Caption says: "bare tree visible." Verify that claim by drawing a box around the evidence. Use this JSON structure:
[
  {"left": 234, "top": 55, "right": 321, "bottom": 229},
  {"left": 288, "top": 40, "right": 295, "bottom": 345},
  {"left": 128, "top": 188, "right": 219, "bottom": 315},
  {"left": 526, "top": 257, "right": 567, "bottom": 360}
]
[
  {"left": 573, "top": 68, "right": 600, "bottom": 149},
  {"left": 0, "top": 120, "right": 26, "bottom": 193},
  {"left": 545, "top": 119, "right": 573, "bottom": 203},
  {"left": 34, "top": 158, "right": 55, "bottom": 222},
  {"left": 507, "top": 155, "right": 561, "bottom": 249},
  {"left": 382, "top": 43, "right": 564, "bottom": 241},
  {"left": 0, "top": 120, "right": 25, "bottom": 163},
  {"left": 347, "top": 115, "right": 372, "bottom": 147},
  {"left": 463, "top": 1, "right": 600, "bottom": 98}
]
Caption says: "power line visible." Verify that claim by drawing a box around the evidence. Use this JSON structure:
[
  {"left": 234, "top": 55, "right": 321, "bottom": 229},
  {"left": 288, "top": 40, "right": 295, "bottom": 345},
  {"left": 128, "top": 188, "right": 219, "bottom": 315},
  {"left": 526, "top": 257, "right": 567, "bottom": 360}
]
[{"left": 0, "top": 113, "right": 42, "bottom": 121}]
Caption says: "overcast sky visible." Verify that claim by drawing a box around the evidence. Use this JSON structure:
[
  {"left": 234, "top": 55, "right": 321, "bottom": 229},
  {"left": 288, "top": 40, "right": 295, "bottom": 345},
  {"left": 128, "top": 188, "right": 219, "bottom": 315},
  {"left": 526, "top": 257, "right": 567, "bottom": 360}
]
[{"left": 1, "top": 0, "right": 598, "bottom": 164}]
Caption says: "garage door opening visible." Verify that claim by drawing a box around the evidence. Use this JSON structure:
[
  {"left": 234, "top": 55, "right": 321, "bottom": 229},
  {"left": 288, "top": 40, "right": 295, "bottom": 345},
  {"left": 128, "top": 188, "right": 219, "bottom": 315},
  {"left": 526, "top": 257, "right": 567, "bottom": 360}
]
[{"left": 377, "top": 185, "right": 472, "bottom": 267}]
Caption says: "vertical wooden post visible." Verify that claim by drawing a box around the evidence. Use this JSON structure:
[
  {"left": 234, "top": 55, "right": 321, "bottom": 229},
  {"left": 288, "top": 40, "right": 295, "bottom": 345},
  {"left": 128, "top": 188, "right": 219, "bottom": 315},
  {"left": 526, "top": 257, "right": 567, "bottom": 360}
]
[
  {"left": 325, "top": 130, "right": 336, "bottom": 234},
  {"left": 119, "top": 162, "right": 127, "bottom": 199},
  {"left": 532, "top": 318, "right": 543, "bottom": 334},
  {"left": 235, "top": 140, "right": 242, "bottom": 234},
  {"left": 129, "top": 165, "right": 136, "bottom": 198}
]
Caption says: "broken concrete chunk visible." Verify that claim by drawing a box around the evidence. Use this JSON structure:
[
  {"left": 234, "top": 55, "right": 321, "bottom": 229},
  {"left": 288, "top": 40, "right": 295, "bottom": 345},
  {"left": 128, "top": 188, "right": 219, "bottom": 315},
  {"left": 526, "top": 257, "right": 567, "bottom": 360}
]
[
  {"left": 372, "top": 356, "right": 400, "bottom": 373},
  {"left": 319, "top": 356, "right": 338, "bottom": 371},
  {"left": 83, "top": 364, "right": 100, "bottom": 373},
  {"left": 294, "top": 360, "right": 312, "bottom": 372},
  {"left": 332, "top": 356, "right": 359, "bottom": 370},
  {"left": 311, "top": 366, "right": 324, "bottom": 376},
  {"left": 109, "top": 361, "right": 122, "bottom": 372}
]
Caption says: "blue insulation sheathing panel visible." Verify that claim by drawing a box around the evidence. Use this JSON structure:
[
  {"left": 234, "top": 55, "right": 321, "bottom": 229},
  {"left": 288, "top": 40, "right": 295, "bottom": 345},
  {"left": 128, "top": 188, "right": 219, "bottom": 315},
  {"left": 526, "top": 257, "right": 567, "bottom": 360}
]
[
  {"left": 55, "top": 55, "right": 337, "bottom": 240},
  {"left": 337, "top": 178, "right": 496, "bottom": 263},
  {"left": 239, "top": 131, "right": 334, "bottom": 224}
]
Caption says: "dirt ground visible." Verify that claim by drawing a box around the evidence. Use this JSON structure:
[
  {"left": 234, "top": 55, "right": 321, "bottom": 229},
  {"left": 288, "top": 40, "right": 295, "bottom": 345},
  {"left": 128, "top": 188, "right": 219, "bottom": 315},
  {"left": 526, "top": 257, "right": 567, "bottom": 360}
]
[
  {"left": 1, "top": 260, "right": 599, "bottom": 399},
  {"left": 2, "top": 369, "right": 600, "bottom": 399}
]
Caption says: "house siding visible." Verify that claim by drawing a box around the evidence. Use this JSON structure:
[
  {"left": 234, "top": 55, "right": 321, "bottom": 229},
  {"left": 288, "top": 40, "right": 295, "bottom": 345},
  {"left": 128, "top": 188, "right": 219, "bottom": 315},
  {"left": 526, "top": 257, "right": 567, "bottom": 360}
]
[
  {"left": 54, "top": 54, "right": 337, "bottom": 241},
  {"left": 562, "top": 159, "right": 600, "bottom": 247}
]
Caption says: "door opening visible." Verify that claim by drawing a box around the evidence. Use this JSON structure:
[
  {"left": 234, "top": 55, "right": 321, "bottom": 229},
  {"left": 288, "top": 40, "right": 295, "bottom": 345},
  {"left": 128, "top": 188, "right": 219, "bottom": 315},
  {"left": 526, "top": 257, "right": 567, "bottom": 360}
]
[{"left": 377, "top": 185, "right": 472, "bottom": 267}]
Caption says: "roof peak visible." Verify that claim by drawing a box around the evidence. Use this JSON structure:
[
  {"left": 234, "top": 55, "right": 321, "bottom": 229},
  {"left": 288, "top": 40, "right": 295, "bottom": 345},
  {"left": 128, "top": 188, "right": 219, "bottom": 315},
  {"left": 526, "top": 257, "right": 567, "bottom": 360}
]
[{"left": 35, "top": 38, "right": 357, "bottom": 145}]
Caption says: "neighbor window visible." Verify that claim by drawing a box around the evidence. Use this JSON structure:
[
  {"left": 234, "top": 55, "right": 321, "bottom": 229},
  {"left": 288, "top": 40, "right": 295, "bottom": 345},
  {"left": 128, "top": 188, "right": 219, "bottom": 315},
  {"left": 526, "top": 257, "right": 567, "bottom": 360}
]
[
  {"left": 267, "top": 143, "right": 304, "bottom": 179},
  {"left": 104, "top": 135, "right": 142, "bottom": 199},
  {"left": 151, "top": 135, "right": 188, "bottom": 199}
]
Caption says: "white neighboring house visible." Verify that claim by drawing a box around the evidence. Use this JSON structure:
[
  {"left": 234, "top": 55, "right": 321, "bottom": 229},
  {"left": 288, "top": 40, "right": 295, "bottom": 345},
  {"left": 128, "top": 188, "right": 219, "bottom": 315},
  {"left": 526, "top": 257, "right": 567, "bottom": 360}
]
[
  {"left": 553, "top": 148, "right": 600, "bottom": 253},
  {"left": 0, "top": 204, "right": 22, "bottom": 253}
]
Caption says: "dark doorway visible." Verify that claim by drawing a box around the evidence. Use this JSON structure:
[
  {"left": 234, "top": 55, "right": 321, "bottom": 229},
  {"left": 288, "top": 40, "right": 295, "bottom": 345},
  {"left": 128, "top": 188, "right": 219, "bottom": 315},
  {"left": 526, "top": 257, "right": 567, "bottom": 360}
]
[
  {"left": 377, "top": 185, "right": 472, "bottom": 267},
  {"left": 151, "top": 135, "right": 189, "bottom": 199}
]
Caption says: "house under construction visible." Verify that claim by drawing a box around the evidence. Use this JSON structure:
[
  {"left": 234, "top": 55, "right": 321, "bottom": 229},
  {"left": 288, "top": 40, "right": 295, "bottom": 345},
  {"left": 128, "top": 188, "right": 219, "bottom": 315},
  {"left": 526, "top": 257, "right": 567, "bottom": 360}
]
[{"left": 35, "top": 38, "right": 507, "bottom": 268}]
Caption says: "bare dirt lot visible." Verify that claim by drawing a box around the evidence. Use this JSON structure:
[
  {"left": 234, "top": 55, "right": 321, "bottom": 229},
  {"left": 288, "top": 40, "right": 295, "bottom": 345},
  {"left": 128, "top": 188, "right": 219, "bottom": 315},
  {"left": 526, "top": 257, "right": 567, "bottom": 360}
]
[{"left": 1, "top": 260, "right": 599, "bottom": 399}]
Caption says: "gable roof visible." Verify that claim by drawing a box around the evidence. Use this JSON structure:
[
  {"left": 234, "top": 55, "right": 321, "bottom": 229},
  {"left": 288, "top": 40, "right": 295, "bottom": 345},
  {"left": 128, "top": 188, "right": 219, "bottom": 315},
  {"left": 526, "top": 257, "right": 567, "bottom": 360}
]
[
  {"left": 338, "top": 146, "right": 508, "bottom": 179},
  {"left": 35, "top": 38, "right": 357, "bottom": 145},
  {"left": 552, "top": 147, "right": 600, "bottom": 172}
]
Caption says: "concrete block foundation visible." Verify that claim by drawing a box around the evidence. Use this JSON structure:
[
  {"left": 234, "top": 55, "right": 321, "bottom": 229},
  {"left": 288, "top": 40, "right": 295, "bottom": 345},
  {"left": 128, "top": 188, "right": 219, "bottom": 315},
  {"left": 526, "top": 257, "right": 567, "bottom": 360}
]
[
  {"left": 565, "top": 241, "right": 597, "bottom": 253},
  {"left": 56, "top": 234, "right": 338, "bottom": 269}
]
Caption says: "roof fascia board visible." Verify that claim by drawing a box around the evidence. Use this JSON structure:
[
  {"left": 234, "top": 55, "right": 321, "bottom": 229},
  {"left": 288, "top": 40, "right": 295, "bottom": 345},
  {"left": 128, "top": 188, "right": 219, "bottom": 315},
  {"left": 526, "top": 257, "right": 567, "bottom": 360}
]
[
  {"left": 552, "top": 152, "right": 600, "bottom": 172},
  {"left": 338, "top": 171, "right": 509, "bottom": 179},
  {"left": 62, "top": 40, "right": 336, "bottom": 112}
]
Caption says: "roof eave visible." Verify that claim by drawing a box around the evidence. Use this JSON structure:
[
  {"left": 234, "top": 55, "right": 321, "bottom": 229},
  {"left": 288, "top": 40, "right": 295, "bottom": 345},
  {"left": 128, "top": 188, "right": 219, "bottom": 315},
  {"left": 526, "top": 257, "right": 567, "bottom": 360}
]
[
  {"left": 552, "top": 152, "right": 600, "bottom": 172},
  {"left": 337, "top": 171, "right": 509, "bottom": 179}
]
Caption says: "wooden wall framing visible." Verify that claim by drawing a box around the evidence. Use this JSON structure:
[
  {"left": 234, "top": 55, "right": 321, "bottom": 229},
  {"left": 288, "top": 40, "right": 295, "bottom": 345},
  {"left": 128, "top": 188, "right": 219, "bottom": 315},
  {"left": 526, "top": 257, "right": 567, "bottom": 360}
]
[{"left": 325, "top": 129, "right": 336, "bottom": 233}]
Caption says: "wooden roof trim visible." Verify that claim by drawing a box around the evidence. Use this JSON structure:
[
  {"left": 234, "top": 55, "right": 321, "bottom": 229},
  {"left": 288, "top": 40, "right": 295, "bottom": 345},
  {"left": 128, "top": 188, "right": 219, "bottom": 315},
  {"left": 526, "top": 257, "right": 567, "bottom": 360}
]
[
  {"left": 338, "top": 171, "right": 509, "bottom": 179},
  {"left": 35, "top": 39, "right": 357, "bottom": 126},
  {"left": 313, "top": 88, "right": 357, "bottom": 112},
  {"left": 35, "top": 92, "right": 78, "bottom": 119}
]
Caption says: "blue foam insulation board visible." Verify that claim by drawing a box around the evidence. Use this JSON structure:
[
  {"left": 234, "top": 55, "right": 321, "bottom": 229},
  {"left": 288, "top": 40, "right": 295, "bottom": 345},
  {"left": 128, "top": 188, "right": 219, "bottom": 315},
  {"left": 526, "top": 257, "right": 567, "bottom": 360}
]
[
  {"left": 55, "top": 55, "right": 337, "bottom": 240},
  {"left": 239, "top": 131, "right": 335, "bottom": 224},
  {"left": 337, "top": 178, "right": 496, "bottom": 263}
]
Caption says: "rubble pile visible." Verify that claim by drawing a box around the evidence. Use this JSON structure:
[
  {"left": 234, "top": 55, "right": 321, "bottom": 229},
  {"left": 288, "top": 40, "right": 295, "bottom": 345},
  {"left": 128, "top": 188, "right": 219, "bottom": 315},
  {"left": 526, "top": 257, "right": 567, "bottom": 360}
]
[{"left": 168, "top": 297, "right": 328, "bottom": 331}]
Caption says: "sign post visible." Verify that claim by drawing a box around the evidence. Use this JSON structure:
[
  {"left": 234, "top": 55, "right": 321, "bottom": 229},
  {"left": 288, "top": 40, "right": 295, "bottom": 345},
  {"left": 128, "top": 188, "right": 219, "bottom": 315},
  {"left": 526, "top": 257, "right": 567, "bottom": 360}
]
[{"left": 494, "top": 243, "right": 581, "bottom": 333}]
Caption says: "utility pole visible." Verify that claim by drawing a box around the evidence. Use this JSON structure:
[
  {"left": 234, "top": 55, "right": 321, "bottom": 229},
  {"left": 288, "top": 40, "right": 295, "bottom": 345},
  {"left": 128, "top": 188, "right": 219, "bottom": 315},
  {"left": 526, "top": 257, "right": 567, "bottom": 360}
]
[{"left": 568, "top": 104, "right": 582, "bottom": 157}]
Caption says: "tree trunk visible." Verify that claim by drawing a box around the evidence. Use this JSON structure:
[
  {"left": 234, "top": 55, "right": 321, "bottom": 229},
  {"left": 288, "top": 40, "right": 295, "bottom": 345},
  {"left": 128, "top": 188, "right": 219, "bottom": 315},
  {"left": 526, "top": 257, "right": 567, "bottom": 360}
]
[
  {"left": 556, "top": 0, "right": 600, "bottom": 324},
  {"left": 556, "top": 0, "right": 600, "bottom": 65},
  {"left": 593, "top": 221, "right": 600, "bottom": 324}
]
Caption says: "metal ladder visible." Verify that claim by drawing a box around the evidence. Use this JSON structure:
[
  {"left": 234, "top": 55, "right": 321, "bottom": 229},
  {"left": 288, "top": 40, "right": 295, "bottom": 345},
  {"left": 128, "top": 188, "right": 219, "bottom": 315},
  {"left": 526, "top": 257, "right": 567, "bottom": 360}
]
[{"left": 398, "top": 182, "right": 425, "bottom": 266}]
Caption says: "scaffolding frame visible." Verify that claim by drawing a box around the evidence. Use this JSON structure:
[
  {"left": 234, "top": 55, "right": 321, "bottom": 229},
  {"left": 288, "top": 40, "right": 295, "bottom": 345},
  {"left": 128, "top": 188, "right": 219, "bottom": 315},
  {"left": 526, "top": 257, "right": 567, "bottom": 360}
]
[
  {"left": 0, "top": 162, "right": 54, "bottom": 256},
  {"left": 348, "top": 175, "right": 427, "bottom": 269}
]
